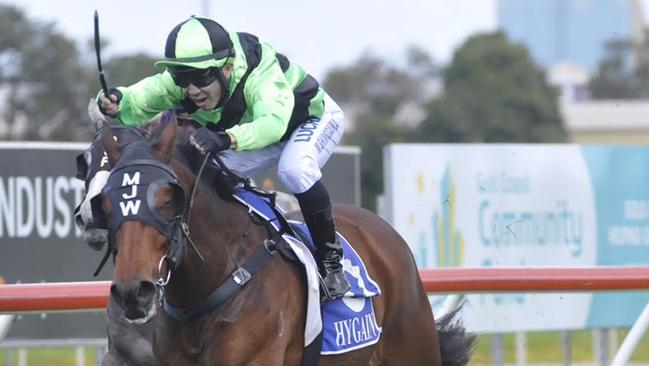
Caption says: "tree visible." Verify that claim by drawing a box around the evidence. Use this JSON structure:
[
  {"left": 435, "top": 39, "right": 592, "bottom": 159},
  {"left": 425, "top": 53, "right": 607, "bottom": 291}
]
[
  {"left": 104, "top": 52, "right": 158, "bottom": 89},
  {"left": 416, "top": 32, "right": 567, "bottom": 143},
  {"left": 589, "top": 34, "right": 649, "bottom": 99},
  {"left": 323, "top": 47, "right": 439, "bottom": 210},
  {"left": 0, "top": 5, "right": 94, "bottom": 141},
  {"left": 0, "top": 4, "right": 159, "bottom": 141}
]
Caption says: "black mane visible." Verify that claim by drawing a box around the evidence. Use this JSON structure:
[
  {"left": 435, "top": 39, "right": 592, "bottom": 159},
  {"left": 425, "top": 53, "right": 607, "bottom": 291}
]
[{"left": 162, "top": 118, "right": 240, "bottom": 201}]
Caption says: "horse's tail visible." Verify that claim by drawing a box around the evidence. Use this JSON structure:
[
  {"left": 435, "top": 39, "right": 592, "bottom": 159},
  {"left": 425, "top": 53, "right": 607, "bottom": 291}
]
[{"left": 436, "top": 305, "right": 476, "bottom": 366}]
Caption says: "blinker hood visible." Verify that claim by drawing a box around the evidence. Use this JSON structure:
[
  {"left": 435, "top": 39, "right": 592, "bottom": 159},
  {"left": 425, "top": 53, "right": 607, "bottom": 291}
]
[{"left": 103, "top": 160, "right": 185, "bottom": 241}]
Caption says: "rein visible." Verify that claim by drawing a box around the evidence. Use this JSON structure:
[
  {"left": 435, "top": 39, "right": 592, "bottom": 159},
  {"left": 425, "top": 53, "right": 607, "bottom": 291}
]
[
  {"left": 154, "top": 153, "right": 211, "bottom": 285},
  {"left": 212, "top": 153, "right": 278, "bottom": 206},
  {"left": 185, "top": 152, "right": 210, "bottom": 226}
]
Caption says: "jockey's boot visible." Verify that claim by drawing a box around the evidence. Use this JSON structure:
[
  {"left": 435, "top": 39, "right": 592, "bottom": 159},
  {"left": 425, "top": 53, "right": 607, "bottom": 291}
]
[
  {"left": 296, "top": 181, "right": 350, "bottom": 301},
  {"left": 307, "top": 208, "right": 350, "bottom": 300}
]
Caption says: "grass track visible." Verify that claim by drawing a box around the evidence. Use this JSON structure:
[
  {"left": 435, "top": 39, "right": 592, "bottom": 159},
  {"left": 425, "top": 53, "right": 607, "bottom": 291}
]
[
  {"left": 0, "top": 348, "right": 97, "bottom": 366},
  {"left": 0, "top": 330, "right": 647, "bottom": 365},
  {"left": 471, "top": 329, "right": 649, "bottom": 364}
]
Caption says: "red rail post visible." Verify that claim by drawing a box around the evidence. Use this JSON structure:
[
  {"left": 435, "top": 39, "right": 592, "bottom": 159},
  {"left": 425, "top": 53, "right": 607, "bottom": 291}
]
[
  {"left": 0, "top": 281, "right": 110, "bottom": 312},
  {"left": 1, "top": 267, "right": 649, "bottom": 313},
  {"left": 420, "top": 267, "right": 649, "bottom": 293}
]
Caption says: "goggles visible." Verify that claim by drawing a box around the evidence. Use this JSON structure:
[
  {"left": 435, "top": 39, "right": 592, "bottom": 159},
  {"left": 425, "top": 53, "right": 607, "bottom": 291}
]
[{"left": 169, "top": 67, "right": 220, "bottom": 88}]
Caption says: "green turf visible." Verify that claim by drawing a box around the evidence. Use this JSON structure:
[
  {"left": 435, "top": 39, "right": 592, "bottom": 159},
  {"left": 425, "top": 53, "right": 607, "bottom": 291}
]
[
  {"left": 0, "top": 348, "right": 97, "bottom": 366},
  {"left": 0, "top": 330, "right": 647, "bottom": 365},
  {"left": 471, "top": 329, "right": 649, "bottom": 364}
]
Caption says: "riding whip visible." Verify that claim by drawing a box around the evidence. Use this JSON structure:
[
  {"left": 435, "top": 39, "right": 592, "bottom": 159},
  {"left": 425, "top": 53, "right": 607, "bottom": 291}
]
[{"left": 93, "top": 10, "right": 110, "bottom": 96}]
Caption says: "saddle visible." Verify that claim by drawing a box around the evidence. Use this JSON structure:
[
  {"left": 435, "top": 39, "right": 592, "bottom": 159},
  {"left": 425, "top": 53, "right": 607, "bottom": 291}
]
[{"left": 231, "top": 186, "right": 383, "bottom": 355}]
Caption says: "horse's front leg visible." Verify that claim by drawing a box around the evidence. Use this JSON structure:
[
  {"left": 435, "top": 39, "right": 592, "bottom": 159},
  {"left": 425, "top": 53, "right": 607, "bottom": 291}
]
[{"left": 106, "top": 296, "right": 157, "bottom": 365}]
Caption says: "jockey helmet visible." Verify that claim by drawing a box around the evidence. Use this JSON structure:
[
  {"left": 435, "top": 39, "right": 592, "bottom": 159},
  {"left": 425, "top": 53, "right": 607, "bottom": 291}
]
[{"left": 155, "top": 16, "right": 234, "bottom": 70}]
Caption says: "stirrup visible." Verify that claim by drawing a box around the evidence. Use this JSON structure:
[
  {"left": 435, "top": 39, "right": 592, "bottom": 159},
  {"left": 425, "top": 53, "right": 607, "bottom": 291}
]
[{"left": 319, "top": 270, "right": 350, "bottom": 302}]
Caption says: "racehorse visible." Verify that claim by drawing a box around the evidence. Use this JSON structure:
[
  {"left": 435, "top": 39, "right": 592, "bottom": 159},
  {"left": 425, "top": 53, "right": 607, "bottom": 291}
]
[
  {"left": 96, "top": 114, "right": 474, "bottom": 365},
  {"left": 74, "top": 102, "right": 158, "bottom": 366},
  {"left": 75, "top": 124, "right": 144, "bottom": 250}
]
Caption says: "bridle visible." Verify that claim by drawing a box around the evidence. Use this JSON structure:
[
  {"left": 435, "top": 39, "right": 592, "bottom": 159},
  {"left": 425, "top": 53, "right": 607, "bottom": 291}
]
[
  {"left": 154, "top": 152, "right": 214, "bottom": 286},
  {"left": 93, "top": 143, "right": 205, "bottom": 279},
  {"left": 100, "top": 139, "right": 289, "bottom": 320}
]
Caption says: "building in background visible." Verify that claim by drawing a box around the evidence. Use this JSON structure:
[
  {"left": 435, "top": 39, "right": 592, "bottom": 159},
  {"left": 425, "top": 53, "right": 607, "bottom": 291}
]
[
  {"left": 562, "top": 100, "right": 649, "bottom": 144},
  {"left": 547, "top": 62, "right": 591, "bottom": 103},
  {"left": 498, "top": 0, "right": 649, "bottom": 143},
  {"left": 497, "top": 0, "right": 645, "bottom": 73}
]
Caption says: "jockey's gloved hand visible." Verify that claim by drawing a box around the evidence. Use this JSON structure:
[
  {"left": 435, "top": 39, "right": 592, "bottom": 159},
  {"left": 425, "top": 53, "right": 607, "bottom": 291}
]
[
  {"left": 97, "top": 88, "right": 123, "bottom": 117},
  {"left": 190, "top": 127, "right": 232, "bottom": 155}
]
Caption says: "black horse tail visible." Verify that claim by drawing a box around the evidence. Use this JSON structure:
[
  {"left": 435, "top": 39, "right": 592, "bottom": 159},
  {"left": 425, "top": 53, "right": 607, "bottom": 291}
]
[{"left": 436, "top": 305, "right": 476, "bottom": 366}]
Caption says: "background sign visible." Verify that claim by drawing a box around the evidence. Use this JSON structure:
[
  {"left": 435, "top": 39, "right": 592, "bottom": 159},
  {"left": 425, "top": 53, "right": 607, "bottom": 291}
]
[
  {"left": 0, "top": 142, "right": 359, "bottom": 340},
  {"left": 383, "top": 144, "right": 649, "bottom": 333}
]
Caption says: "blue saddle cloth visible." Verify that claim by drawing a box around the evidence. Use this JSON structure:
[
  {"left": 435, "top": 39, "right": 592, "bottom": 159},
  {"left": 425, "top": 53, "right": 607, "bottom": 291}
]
[{"left": 232, "top": 188, "right": 382, "bottom": 354}]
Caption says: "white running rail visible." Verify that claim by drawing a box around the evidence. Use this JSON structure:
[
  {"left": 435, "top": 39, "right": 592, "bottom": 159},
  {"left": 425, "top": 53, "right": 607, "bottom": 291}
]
[{"left": 611, "top": 300, "right": 649, "bottom": 366}]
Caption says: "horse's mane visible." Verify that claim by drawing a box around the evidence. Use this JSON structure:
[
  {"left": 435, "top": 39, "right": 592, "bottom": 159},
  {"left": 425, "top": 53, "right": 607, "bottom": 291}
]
[
  {"left": 96, "top": 109, "right": 239, "bottom": 201},
  {"left": 150, "top": 113, "right": 240, "bottom": 201}
]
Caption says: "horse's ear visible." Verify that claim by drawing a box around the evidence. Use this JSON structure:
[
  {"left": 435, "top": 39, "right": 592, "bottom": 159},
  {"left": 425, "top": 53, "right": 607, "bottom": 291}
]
[
  {"left": 101, "top": 126, "right": 121, "bottom": 167},
  {"left": 87, "top": 99, "right": 106, "bottom": 131},
  {"left": 156, "top": 115, "right": 177, "bottom": 162}
]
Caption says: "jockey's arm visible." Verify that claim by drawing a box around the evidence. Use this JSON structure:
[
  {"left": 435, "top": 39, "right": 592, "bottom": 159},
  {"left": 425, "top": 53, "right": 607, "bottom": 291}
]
[{"left": 96, "top": 72, "right": 183, "bottom": 126}]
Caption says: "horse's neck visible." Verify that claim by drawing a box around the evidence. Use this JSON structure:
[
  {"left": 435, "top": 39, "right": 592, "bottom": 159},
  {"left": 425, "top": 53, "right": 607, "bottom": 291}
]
[{"left": 166, "top": 161, "right": 265, "bottom": 305}]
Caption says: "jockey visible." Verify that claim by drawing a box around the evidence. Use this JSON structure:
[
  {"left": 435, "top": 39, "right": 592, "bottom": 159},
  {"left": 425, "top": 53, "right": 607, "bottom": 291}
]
[{"left": 97, "top": 16, "right": 350, "bottom": 300}]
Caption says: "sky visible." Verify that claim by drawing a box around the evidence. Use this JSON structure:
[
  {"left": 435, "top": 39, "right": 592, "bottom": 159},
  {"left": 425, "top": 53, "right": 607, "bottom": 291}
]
[{"left": 0, "top": 0, "right": 498, "bottom": 79}]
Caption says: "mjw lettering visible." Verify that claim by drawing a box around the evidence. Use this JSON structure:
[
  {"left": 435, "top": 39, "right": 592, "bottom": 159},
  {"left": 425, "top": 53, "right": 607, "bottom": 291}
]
[{"left": 120, "top": 172, "right": 141, "bottom": 216}]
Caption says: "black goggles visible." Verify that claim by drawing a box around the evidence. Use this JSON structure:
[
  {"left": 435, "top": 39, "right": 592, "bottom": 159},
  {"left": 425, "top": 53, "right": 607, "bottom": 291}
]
[{"left": 169, "top": 67, "right": 220, "bottom": 88}]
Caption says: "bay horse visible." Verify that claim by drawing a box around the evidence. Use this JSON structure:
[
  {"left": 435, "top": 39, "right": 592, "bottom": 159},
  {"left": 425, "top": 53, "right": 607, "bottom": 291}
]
[
  {"left": 74, "top": 104, "right": 157, "bottom": 366},
  {"left": 97, "top": 115, "right": 474, "bottom": 365}
]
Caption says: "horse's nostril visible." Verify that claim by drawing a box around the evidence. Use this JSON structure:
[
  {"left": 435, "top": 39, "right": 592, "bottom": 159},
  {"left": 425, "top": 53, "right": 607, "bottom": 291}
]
[
  {"left": 136, "top": 281, "right": 156, "bottom": 304},
  {"left": 110, "top": 284, "right": 124, "bottom": 307},
  {"left": 84, "top": 228, "right": 108, "bottom": 251},
  {"left": 110, "top": 281, "right": 155, "bottom": 321}
]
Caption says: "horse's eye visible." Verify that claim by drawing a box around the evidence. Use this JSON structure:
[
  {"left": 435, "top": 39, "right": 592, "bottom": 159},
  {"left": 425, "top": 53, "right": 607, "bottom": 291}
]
[
  {"left": 159, "top": 199, "right": 174, "bottom": 210},
  {"left": 159, "top": 204, "right": 176, "bottom": 220},
  {"left": 156, "top": 186, "right": 177, "bottom": 220},
  {"left": 102, "top": 194, "right": 112, "bottom": 216}
]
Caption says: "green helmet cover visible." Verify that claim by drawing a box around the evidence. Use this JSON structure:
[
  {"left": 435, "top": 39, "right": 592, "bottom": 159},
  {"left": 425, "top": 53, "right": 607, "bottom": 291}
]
[{"left": 154, "top": 17, "right": 234, "bottom": 70}]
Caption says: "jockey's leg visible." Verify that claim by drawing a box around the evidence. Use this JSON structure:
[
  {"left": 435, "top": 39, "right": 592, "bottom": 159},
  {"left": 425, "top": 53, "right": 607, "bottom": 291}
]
[
  {"left": 295, "top": 181, "right": 350, "bottom": 300},
  {"left": 211, "top": 92, "right": 349, "bottom": 299},
  {"left": 276, "top": 93, "right": 348, "bottom": 300}
]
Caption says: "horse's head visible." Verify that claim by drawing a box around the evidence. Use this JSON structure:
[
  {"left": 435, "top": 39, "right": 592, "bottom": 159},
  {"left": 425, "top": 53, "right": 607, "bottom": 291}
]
[
  {"left": 74, "top": 123, "right": 145, "bottom": 250},
  {"left": 75, "top": 104, "right": 194, "bottom": 252},
  {"left": 99, "top": 118, "right": 192, "bottom": 323}
]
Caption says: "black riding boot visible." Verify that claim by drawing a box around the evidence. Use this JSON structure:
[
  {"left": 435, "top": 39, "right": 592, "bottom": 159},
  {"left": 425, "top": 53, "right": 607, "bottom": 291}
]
[{"left": 295, "top": 181, "right": 351, "bottom": 301}]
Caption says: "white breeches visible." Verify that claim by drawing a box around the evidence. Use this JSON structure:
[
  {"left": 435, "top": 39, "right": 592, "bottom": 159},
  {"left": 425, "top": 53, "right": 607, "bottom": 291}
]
[{"left": 215, "top": 93, "right": 345, "bottom": 194}]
